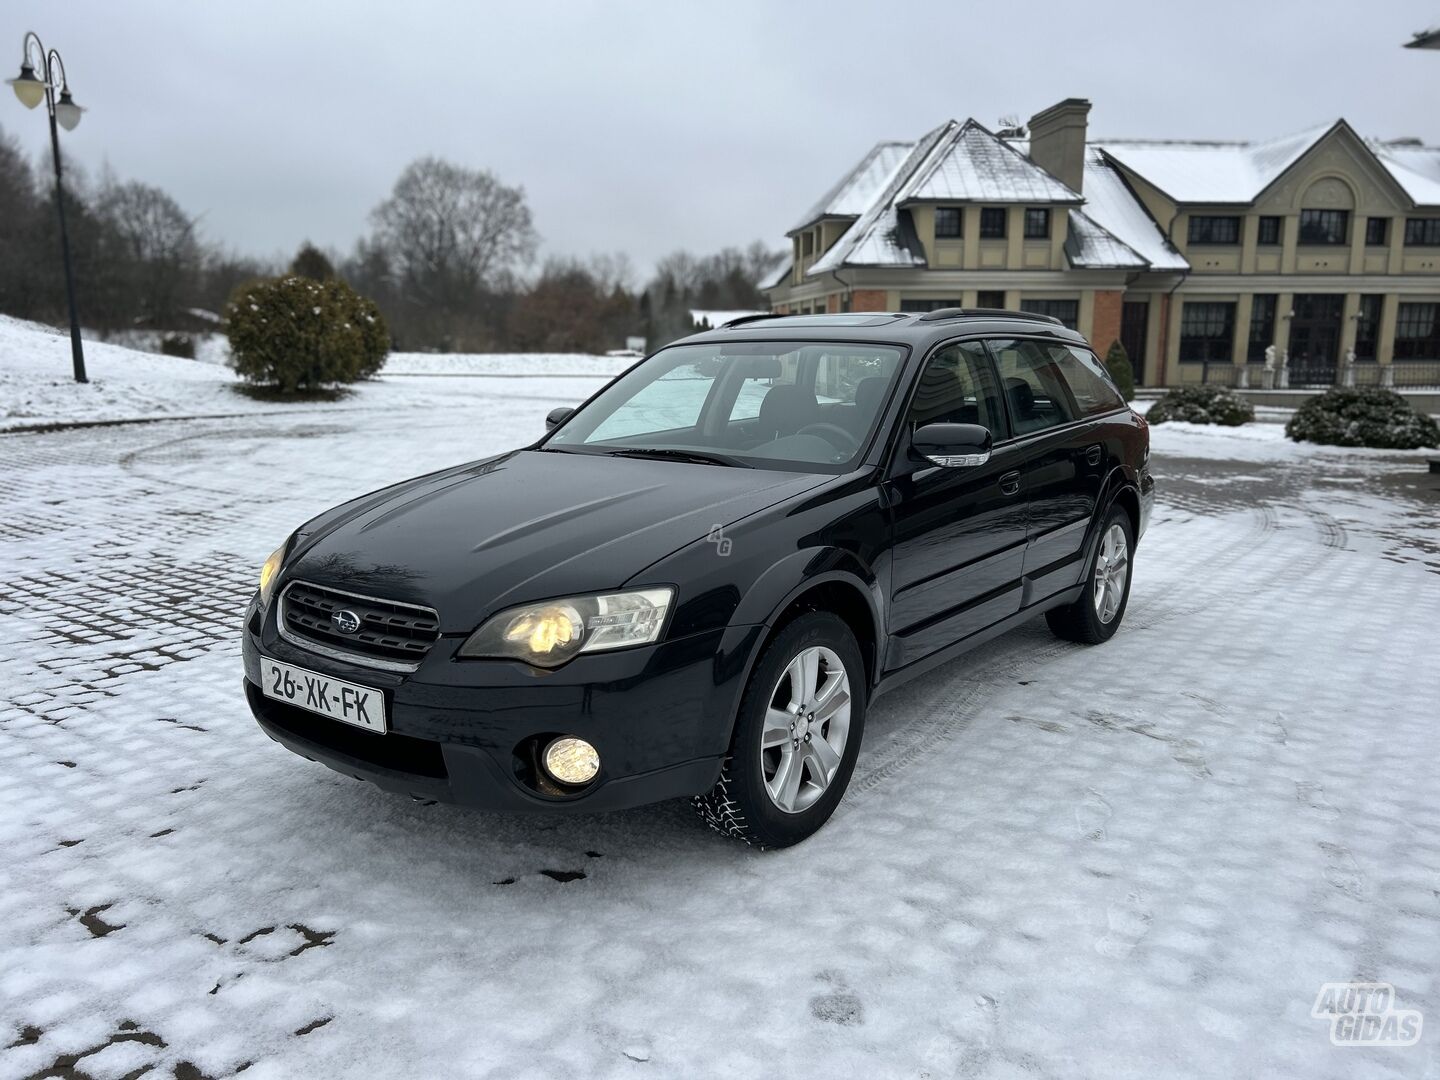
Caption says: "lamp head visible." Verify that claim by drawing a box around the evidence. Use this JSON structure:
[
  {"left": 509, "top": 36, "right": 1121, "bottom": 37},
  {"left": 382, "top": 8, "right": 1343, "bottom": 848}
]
[
  {"left": 7, "top": 62, "right": 45, "bottom": 109},
  {"left": 54, "top": 88, "right": 82, "bottom": 131}
]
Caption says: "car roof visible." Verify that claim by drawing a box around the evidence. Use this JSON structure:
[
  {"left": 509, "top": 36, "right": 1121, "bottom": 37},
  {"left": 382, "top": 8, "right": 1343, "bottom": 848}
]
[{"left": 677, "top": 309, "right": 1090, "bottom": 351}]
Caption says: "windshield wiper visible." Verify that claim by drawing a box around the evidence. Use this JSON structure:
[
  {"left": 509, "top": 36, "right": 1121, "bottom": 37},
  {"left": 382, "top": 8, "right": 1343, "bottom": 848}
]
[{"left": 602, "top": 447, "right": 751, "bottom": 468}]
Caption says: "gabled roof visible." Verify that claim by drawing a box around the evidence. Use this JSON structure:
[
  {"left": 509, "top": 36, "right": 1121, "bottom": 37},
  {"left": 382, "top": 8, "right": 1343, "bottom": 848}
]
[
  {"left": 900, "top": 120, "right": 1082, "bottom": 204},
  {"left": 1096, "top": 122, "right": 1335, "bottom": 204},
  {"left": 1368, "top": 140, "right": 1440, "bottom": 206},
  {"left": 1065, "top": 209, "right": 1148, "bottom": 270},
  {"left": 756, "top": 258, "right": 792, "bottom": 291},
  {"left": 791, "top": 141, "right": 913, "bottom": 232}
]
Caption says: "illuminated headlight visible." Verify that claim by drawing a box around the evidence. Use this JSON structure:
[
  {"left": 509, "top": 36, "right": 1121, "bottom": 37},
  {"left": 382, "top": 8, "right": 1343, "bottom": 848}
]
[
  {"left": 258, "top": 541, "right": 289, "bottom": 608},
  {"left": 543, "top": 737, "right": 600, "bottom": 785},
  {"left": 458, "top": 587, "right": 674, "bottom": 668}
]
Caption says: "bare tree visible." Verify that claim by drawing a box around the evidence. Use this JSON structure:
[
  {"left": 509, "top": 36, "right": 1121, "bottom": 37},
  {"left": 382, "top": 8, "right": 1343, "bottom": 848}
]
[
  {"left": 369, "top": 157, "right": 538, "bottom": 311},
  {"left": 95, "top": 179, "right": 201, "bottom": 325},
  {"left": 0, "top": 125, "right": 41, "bottom": 318}
]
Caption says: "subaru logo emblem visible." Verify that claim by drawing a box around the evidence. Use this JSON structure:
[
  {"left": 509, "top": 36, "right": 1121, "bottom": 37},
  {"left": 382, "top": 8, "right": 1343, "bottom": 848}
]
[{"left": 331, "top": 609, "right": 361, "bottom": 635}]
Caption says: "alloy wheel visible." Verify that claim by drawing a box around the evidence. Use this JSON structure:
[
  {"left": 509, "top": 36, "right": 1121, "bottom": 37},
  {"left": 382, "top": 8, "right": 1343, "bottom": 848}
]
[
  {"left": 761, "top": 645, "right": 852, "bottom": 814},
  {"left": 1093, "top": 523, "right": 1129, "bottom": 624}
]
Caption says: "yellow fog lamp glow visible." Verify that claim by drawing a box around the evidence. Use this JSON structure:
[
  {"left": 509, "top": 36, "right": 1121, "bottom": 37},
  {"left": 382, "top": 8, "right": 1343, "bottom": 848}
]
[
  {"left": 542, "top": 736, "right": 600, "bottom": 786},
  {"left": 258, "top": 543, "right": 288, "bottom": 607}
]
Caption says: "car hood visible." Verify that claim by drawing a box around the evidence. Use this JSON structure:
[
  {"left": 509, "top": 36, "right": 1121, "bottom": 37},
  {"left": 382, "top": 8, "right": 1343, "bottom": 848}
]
[{"left": 286, "top": 449, "right": 825, "bottom": 633}]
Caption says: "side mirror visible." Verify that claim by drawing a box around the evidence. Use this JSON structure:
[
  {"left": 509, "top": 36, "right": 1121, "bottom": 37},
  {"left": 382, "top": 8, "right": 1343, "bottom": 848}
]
[
  {"left": 545, "top": 406, "right": 574, "bottom": 430},
  {"left": 911, "top": 422, "right": 992, "bottom": 467}
]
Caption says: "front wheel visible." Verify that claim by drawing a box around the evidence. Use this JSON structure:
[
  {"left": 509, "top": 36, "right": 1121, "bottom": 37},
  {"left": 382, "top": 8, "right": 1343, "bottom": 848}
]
[
  {"left": 693, "top": 612, "right": 866, "bottom": 848},
  {"left": 1045, "top": 506, "right": 1134, "bottom": 644}
]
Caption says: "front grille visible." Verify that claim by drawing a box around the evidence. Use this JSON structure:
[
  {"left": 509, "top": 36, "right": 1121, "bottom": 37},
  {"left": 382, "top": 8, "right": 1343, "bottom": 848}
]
[{"left": 280, "top": 580, "right": 440, "bottom": 670}]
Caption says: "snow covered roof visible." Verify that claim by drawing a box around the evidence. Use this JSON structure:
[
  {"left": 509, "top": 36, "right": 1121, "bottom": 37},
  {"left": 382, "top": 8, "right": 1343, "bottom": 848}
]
[
  {"left": 1078, "top": 148, "right": 1189, "bottom": 271},
  {"left": 756, "top": 259, "right": 791, "bottom": 291},
  {"left": 1368, "top": 140, "right": 1440, "bottom": 206},
  {"left": 901, "top": 121, "right": 1081, "bottom": 204},
  {"left": 1065, "top": 209, "right": 1147, "bottom": 270},
  {"left": 791, "top": 141, "right": 913, "bottom": 231},
  {"left": 1095, "top": 123, "right": 1335, "bottom": 204}
]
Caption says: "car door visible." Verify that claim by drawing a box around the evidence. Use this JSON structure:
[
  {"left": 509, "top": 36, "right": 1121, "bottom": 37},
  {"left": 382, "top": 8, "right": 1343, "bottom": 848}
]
[
  {"left": 883, "top": 339, "right": 1029, "bottom": 671},
  {"left": 986, "top": 338, "right": 1121, "bottom": 605}
]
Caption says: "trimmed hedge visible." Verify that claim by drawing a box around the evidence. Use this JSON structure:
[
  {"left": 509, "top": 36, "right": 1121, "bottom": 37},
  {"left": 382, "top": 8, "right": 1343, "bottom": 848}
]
[
  {"left": 1147, "top": 385, "right": 1255, "bottom": 427},
  {"left": 226, "top": 276, "right": 388, "bottom": 393},
  {"left": 1285, "top": 388, "right": 1439, "bottom": 449}
]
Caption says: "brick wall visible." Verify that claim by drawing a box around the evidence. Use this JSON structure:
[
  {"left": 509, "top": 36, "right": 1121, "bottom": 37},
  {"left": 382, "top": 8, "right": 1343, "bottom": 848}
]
[
  {"left": 850, "top": 289, "right": 888, "bottom": 312},
  {"left": 1091, "top": 289, "right": 1124, "bottom": 355},
  {"left": 826, "top": 294, "right": 841, "bottom": 314}
]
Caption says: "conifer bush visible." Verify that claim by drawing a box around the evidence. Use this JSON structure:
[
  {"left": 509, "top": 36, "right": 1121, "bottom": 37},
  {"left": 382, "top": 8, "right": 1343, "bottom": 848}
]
[
  {"left": 1285, "top": 388, "right": 1439, "bottom": 449},
  {"left": 226, "top": 276, "right": 388, "bottom": 394},
  {"left": 1146, "top": 385, "right": 1254, "bottom": 426},
  {"left": 1104, "top": 340, "right": 1135, "bottom": 401}
]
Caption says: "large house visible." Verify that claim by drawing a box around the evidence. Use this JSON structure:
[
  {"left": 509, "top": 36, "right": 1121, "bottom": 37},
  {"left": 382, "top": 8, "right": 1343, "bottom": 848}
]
[{"left": 762, "top": 99, "right": 1440, "bottom": 387}]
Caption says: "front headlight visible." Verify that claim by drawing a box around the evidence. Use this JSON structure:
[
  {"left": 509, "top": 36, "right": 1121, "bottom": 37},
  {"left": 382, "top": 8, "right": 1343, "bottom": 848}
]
[
  {"left": 258, "top": 541, "right": 288, "bottom": 608},
  {"left": 458, "top": 587, "right": 674, "bottom": 668}
]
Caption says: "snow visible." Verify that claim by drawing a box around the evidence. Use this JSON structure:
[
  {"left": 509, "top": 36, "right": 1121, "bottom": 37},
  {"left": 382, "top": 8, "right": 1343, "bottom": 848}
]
[
  {"left": 0, "top": 316, "right": 626, "bottom": 431},
  {"left": 903, "top": 120, "right": 1082, "bottom": 204},
  {"left": 1080, "top": 149, "right": 1190, "bottom": 271},
  {"left": 791, "top": 140, "right": 914, "bottom": 230},
  {"left": 3, "top": 313, "right": 1440, "bottom": 1076},
  {"left": 1064, "top": 208, "right": 1148, "bottom": 270}
]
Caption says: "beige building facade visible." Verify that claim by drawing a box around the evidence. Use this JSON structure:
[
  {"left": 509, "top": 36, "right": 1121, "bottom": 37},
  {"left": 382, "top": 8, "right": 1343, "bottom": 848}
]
[{"left": 763, "top": 100, "right": 1440, "bottom": 387}]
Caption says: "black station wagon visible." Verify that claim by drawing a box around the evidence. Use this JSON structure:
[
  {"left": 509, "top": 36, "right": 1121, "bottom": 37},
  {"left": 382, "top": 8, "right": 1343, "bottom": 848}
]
[{"left": 243, "top": 309, "right": 1154, "bottom": 847}]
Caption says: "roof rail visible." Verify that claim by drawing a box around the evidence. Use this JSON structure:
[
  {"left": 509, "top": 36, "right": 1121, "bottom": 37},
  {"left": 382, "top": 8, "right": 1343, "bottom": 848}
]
[
  {"left": 721, "top": 312, "right": 787, "bottom": 329},
  {"left": 915, "top": 307, "right": 1063, "bottom": 326}
]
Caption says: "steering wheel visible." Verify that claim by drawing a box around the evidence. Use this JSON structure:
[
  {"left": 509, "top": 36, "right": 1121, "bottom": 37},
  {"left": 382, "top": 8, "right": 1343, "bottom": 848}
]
[{"left": 795, "top": 422, "right": 859, "bottom": 454}]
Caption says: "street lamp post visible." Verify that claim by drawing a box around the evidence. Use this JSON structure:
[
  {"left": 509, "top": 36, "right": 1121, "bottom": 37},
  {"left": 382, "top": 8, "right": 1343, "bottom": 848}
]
[{"left": 7, "top": 31, "right": 87, "bottom": 383}]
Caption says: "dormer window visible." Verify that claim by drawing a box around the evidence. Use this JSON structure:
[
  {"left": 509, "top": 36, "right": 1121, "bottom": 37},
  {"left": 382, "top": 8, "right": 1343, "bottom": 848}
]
[
  {"left": 801, "top": 232, "right": 814, "bottom": 256},
  {"left": 935, "top": 207, "right": 962, "bottom": 238},
  {"left": 979, "top": 208, "right": 1007, "bottom": 239},
  {"left": 1024, "top": 208, "right": 1050, "bottom": 239}
]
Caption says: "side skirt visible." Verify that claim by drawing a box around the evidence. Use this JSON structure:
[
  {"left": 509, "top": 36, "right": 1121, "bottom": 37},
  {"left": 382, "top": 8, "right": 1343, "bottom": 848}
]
[{"left": 870, "top": 584, "right": 1083, "bottom": 703}]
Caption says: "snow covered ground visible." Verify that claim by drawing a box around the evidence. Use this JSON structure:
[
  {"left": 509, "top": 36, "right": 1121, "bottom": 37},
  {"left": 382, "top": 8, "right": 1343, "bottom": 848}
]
[{"left": 2, "top": 325, "right": 1439, "bottom": 1078}]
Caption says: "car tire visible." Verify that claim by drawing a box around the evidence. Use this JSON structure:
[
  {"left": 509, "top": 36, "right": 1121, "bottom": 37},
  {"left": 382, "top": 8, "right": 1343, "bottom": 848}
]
[
  {"left": 1045, "top": 505, "right": 1135, "bottom": 645},
  {"left": 693, "top": 611, "right": 866, "bottom": 849}
]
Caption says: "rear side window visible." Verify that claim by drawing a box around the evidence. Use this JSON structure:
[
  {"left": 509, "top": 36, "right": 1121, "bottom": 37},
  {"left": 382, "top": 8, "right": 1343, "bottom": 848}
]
[
  {"left": 986, "top": 339, "right": 1078, "bottom": 435},
  {"left": 905, "top": 341, "right": 1008, "bottom": 438},
  {"left": 1050, "top": 345, "right": 1126, "bottom": 416}
]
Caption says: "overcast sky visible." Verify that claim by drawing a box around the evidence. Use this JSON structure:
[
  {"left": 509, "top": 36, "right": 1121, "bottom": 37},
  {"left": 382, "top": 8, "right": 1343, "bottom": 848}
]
[{"left": 5, "top": 0, "right": 1437, "bottom": 281}]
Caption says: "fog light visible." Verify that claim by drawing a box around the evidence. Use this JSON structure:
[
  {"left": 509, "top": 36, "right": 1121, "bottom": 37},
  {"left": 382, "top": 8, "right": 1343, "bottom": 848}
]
[{"left": 542, "top": 737, "right": 599, "bottom": 786}]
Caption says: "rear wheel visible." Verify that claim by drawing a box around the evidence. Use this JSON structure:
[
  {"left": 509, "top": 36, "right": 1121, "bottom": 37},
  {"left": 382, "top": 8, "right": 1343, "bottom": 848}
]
[
  {"left": 693, "top": 612, "right": 866, "bottom": 848},
  {"left": 1045, "top": 506, "right": 1134, "bottom": 644}
]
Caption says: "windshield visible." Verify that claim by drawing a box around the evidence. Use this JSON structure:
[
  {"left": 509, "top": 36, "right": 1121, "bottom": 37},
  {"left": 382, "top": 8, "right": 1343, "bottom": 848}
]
[{"left": 543, "top": 341, "right": 907, "bottom": 473}]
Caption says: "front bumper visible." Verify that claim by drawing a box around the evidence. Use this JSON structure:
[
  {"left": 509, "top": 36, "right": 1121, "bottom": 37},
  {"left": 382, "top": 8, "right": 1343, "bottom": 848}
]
[{"left": 242, "top": 598, "right": 764, "bottom": 812}]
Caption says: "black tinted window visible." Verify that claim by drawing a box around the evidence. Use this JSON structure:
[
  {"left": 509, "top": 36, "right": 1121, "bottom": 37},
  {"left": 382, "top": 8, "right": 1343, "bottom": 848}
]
[
  {"left": 1050, "top": 345, "right": 1126, "bottom": 416},
  {"left": 906, "top": 341, "right": 1007, "bottom": 438},
  {"left": 987, "top": 339, "right": 1079, "bottom": 436}
]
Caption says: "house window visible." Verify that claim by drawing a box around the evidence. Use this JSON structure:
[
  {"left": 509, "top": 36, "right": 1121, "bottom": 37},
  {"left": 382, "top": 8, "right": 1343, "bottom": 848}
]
[
  {"left": 976, "top": 290, "right": 1006, "bottom": 309},
  {"left": 1298, "top": 209, "right": 1348, "bottom": 245},
  {"left": 1257, "top": 216, "right": 1282, "bottom": 245},
  {"left": 1023, "top": 208, "right": 1050, "bottom": 239},
  {"left": 1187, "top": 216, "right": 1241, "bottom": 245},
  {"left": 801, "top": 231, "right": 814, "bottom": 255},
  {"left": 1019, "top": 299, "right": 1079, "bottom": 329},
  {"left": 1354, "top": 296, "right": 1382, "bottom": 361},
  {"left": 1247, "top": 294, "right": 1276, "bottom": 363},
  {"left": 1364, "top": 218, "right": 1388, "bottom": 246},
  {"left": 934, "top": 207, "right": 962, "bottom": 238},
  {"left": 1178, "top": 302, "right": 1235, "bottom": 363},
  {"left": 1404, "top": 218, "right": 1440, "bottom": 246},
  {"left": 899, "top": 298, "right": 963, "bottom": 312},
  {"left": 979, "top": 207, "right": 1007, "bottom": 239},
  {"left": 1394, "top": 303, "right": 1440, "bottom": 360}
]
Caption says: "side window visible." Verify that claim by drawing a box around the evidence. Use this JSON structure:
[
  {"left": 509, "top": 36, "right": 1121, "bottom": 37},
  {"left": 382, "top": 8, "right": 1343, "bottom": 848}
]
[
  {"left": 905, "top": 341, "right": 1007, "bottom": 438},
  {"left": 1049, "top": 345, "right": 1126, "bottom": 416},
  {"left": 987, "top": 339, "right": 1079, "bottom": 435}
]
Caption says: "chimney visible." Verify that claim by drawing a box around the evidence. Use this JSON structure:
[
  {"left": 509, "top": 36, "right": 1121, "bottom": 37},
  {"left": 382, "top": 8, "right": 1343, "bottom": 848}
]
[{"left": 1028, "top": 98, "right": 1091, "bottom": 195}]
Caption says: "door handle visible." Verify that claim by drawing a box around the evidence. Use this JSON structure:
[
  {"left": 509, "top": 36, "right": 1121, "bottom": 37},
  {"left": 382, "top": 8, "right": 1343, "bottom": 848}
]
[
  {"left": 999, "top": 471, "right": 1020, "bottom": 496},
  {"left": 1085, "top": 445, "right": 1103, "bottom": 466}
]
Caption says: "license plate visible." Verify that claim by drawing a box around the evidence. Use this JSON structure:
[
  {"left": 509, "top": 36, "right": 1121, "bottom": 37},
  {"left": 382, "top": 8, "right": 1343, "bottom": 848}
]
[{"left": 259, "top": 657, "right": 386, "bottom": 733}]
